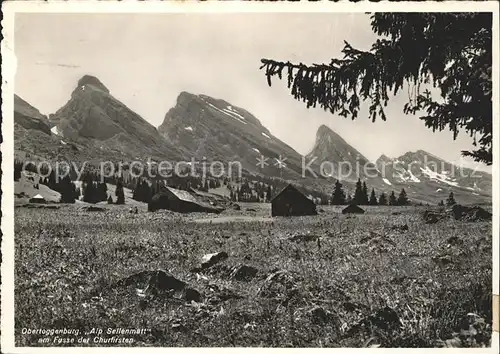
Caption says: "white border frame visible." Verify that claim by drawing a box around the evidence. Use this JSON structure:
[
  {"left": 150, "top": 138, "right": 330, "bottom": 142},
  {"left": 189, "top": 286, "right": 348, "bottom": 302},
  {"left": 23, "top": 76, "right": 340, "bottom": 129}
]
[{"left": 1, "top": 1, "right": 499, "bottom": 353}]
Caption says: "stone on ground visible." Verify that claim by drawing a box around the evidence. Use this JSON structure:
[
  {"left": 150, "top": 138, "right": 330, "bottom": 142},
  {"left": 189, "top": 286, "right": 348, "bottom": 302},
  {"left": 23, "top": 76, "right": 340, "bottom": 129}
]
[
  {"left": 201, "top": 251, "right": 229, "bottom": 269},
  {"left": 183, "top": 287, "right": 202, "bottom": 303},
  {"left": 120, "top": 269, "right": 186, "bottom": 292},
  {"left": 450, "top": 204, "right": 492, "bottom": 222}
]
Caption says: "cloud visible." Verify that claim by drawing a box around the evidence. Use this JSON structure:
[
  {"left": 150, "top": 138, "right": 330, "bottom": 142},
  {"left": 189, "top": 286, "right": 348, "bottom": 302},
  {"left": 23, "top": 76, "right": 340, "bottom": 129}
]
[{"left": 35, "top": 62, "right": 80, "bottom": 68}]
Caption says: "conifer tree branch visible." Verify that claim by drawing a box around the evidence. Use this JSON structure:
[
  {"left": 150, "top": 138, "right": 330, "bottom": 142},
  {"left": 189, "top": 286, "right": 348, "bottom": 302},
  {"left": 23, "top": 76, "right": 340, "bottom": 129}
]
[{"left": 260, "top": 13, "right": 492, "bottom": 165}]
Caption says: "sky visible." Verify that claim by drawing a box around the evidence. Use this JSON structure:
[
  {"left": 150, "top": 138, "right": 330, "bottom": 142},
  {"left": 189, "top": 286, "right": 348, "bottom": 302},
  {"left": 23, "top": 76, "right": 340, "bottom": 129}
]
[{"left": 14, "top": 12, "right": 492, "bottom": 173}]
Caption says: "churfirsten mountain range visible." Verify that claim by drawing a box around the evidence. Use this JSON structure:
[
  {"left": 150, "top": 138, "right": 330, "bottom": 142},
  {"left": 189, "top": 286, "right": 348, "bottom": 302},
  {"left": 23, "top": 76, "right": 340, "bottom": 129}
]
[{"left": 14, "top": 75, "right": 492, "bottom": 204}]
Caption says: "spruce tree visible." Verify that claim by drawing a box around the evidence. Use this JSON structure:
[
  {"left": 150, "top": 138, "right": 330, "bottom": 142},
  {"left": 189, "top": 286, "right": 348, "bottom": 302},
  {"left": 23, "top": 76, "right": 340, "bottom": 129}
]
[
  {"left": 378, "top": 192, "right": 388, "bottom": 206},
  {"left": 115, "top": 179, "right": 125, "bottom": 205},
  {"left": 48, "top": 170, "right": 57, "bottom": 191},
  {"left": 142, "top": 180, "right": 152, "bottom": 203},
  {"left": 353, "top": 179, "right": 364, "bottom": 205},
  {"left": 369, "top": 188, "right": 378, "bottom": 205},
  {"left": 266, "top": 185, "right": 272, "bottom": 202},
  {"left": 389, "top": 191, "right": 397, "bottom": 206},
  {"left": 83, "top": 181, "right": 96, "bottom": 204},
  {"left": 132, "top": 179, "right": 139, "bottom": 201},
  {"left": 98, "top": 182, "right": 108, "bottom": 202},
  {"left": 331, "top": 180, "right": 346, "bottom": 205},
  {"left": 397, "top": 188, "right": 409, "bottom": 206},
  {"left": 59, "top": 175, "right": 76, "bottom": 203},
  {"left": 362, "top": 181, "right": 369, "bottom": 205},
  {"left": 446, "top": 191, "right": 457, "bottom": 206}
]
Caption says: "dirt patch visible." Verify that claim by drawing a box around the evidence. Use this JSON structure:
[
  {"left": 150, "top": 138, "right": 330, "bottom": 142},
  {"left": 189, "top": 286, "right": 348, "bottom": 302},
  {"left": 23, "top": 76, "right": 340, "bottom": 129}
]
[
  {"left": 85, "top": 206, "right": 106, "bottom": 212},
  {"left": 390, "top": 224, "right": 409, "bottom": 232},
  {"left": 231, "top": 264, "right": 259, "bottom": 281},
  {"left": 288, "top": 233, "right": 319, "bottom": 242}
]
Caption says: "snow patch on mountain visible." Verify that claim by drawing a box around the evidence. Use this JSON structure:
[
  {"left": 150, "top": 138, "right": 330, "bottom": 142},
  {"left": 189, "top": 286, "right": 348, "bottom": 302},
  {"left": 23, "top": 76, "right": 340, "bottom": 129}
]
[
  {"left": 262, "top": 132, "right": 271, "bottom": 139},
  {"left": 184, "top": 126, "right": 193, "bottom": 131},
  {"left": 222, "top": 108, "right": 247, "bottom": 122},
  {"left": 226, "top": 105, "right": 242, "bottom": 115},
  {"left": 383, "top": 178, "right": 392, "bottom": 186},
  {"left": 396, "top": 172, "right": 407, "bottom": 182},
  {"left": 51, "top": 126, "right": 61, "bottom": 136},
  {"left": 420, "top": 166, "right": 459, "bottom": 187},
  {"left": 407, "top": 169, "right": 421, "bottom": 182},
  {"left": 467, "top": 182, "right": 482, "bottom": 191},
  {"left": 252, "top": 148, "right": 260, "bottom": 153},
  {"left": 203, "top": 99, "right": 247, "bottom": 124}
]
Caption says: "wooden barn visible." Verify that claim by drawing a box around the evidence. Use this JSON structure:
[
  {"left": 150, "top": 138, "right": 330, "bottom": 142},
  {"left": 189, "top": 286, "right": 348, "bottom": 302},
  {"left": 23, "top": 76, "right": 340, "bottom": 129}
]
[
  {"left": 189, "top": 188, "right": 226, "bottom": 206},
  {"left": 342, "top": 204, "right": 365, "bottom": 214},
  {"left": 148, "top": 187, "right": 223, "bottom": 214},
  {"left": 271, "top": 184, "right": 317, "bottom": 217}
]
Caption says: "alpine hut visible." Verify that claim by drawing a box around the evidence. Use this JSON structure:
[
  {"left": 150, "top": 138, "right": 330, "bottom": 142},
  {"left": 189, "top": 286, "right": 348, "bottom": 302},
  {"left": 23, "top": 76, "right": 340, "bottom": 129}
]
[
  {"left": 342, "top": 204, "right": 365, "bottom": 214},
  {"left": 148, "top": 187, "right": 224, "bottom": 214},
  {"left": 271, "top": 184, "right": 317, "bottom": 217},
  {"left": 29, "top": 194, "right": 46, "bottom": 204}
]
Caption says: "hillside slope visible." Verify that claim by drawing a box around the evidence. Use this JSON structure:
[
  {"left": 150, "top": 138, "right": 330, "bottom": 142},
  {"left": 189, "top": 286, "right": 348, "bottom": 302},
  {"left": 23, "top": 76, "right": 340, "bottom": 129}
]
[{"left": 158, "top": 92, "right": 311, "bottom": 179}]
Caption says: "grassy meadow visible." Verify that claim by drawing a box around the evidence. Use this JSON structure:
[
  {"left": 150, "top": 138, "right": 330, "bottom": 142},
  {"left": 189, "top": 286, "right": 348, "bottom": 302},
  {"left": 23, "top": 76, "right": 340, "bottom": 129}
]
[{"left": 14, "top": 202, "right": 493, "bottom": 347}]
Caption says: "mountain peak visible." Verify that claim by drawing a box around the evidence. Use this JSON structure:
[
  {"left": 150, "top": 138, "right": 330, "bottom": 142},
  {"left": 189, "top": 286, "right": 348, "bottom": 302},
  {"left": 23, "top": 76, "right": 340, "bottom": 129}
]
[
  {"left": 317, "top": 124, "right": 334, "bottom": 135},
  {"left": 377, "top": 154, "right": 392, "bottom": 163},
  {"left": 77, "top": 75, "right": 109, "bottom": 94},
  {"left": 316, "top": 124, "right": 345, "bottom": 140},
  {"left": 314, "top": 125, "right": 348, "bottom": 148},
  {"left": 307, "top": 124, "right": 372, "bottom": 180},
  {"left": 176, "top": 91, "right": 199, "bottom": 105}
]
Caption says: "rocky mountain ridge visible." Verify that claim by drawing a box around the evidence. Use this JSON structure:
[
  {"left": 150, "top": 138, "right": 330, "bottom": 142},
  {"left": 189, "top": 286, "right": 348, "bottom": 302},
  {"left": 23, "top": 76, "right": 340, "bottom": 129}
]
[
  {"left": 14, "top": 74, "right": 492, "bottom": 204},
  {"left": 48, "top": 75, "right": 184, "bottom": 161}
]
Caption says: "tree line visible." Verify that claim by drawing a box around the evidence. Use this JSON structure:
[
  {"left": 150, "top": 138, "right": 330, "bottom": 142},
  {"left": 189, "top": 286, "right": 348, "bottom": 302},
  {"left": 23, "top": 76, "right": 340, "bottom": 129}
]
[
  {"left": 14, "top": 159, "right": 125, "bottom": 204},
  {"left": 15, "top": 159, "right": 459, "bottom": 207},
  {"left": 331, "top": 178, "right": 409, "bottom": 206},
  {"left": 228, "top": 181, "right": 273, "bottom": 203}
]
